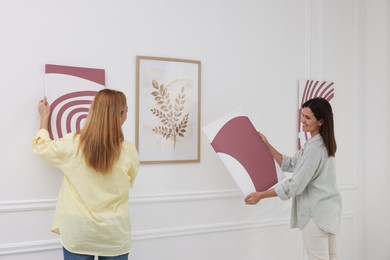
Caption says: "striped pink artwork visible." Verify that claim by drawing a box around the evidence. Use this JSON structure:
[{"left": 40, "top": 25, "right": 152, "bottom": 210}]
[
  {"left": 45, "top": 64, "right": 105, "bottom": 139},
  {"left": 298, "top": 80, "right": 335, "bottom": 149}
]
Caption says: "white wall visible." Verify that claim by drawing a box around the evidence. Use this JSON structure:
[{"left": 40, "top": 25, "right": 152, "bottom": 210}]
[
  {"left": 0, "top": 0, "right": 388, "bottom": 259},
  {"left": 363, "top": 0, "right": 390, "bottom": 259}
]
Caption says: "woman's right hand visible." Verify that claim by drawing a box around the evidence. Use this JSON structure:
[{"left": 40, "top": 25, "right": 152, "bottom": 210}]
[
  {"left": 258, "top": 131, "right": 269, "bottom": 146},
  {"left": 38, "top": 97, "right": 50, "bottom": 118},
  {"left": 38, "top": 97, "right": 51, "bottom": 130},
  {"left": 258, "top": 131, "right": 283, "bottom": 166}
]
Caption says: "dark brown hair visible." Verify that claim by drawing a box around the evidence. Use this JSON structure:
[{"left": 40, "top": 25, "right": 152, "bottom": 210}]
[{"left": 302, "top": 97, "right": 337, "bottom": 157}]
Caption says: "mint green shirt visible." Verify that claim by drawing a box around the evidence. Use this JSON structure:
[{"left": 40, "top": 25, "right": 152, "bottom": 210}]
[{"left": 274, "top": 134, "right": 342, "bottom": 234}]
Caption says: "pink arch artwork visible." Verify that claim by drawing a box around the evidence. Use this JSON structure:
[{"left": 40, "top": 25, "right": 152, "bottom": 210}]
[
  {"left": 298, "top": 80, "right": 335, "bottom": 149},
  {"left": 45, "top": 64, "right": 105, "bottom": 139}
]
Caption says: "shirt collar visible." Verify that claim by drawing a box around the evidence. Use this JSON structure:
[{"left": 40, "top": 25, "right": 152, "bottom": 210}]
[{"left": 304, "top": 134, "right": 322, "bottom": 146}]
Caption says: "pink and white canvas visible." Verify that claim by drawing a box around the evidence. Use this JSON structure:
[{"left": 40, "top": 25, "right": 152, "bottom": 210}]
[
  {"left": 203, "top": 109, "right": 284, "bottom": 196},
  {"left": 298, "top": 79, "right": 335, "bottom": 149},
  {"left": 45, "top": 64, "right": 105, "bottom": 139}
]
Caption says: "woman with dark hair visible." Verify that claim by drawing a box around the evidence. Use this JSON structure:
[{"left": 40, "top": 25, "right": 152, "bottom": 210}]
[
  {"left": 33, "top": 89, "right": 140, "bottom": 260},
  {"left": 245, "top": 97, "right": 342, "bottom": 260}
]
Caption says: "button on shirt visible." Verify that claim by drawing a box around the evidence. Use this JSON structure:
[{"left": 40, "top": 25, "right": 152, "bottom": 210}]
[
  {"left": 32, "top": 129, "right": 139, "bottom": 256},
  {"left": 273, "top": 134, "right": 342, "bottom": 234}
]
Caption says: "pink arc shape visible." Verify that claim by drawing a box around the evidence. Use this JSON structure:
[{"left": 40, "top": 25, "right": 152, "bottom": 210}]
[
  {"left": 45, "top": 64, "right": 105, "bottom": 85},
  {"left": 66, "top": 107, "right": 90, "bottom": 133},
  {"left": 48, "top": 91, "right": 97, "bottom": 139},
  {"left": 211, "top": 116, "right": 278, "bottom": 192}
]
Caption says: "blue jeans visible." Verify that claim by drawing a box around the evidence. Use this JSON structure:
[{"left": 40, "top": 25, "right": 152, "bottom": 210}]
[{"left": 63, "top": 247, "right": 129, "bottom": 260}]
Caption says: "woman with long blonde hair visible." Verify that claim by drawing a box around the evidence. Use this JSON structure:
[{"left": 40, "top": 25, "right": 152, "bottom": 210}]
[{"left": 33, "top": 89, "right": 139, "bottom": 260}]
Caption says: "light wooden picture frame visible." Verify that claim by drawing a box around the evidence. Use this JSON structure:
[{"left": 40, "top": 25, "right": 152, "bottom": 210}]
[{"left": 136, "top": 56, "right": 201, "bottom": 164}]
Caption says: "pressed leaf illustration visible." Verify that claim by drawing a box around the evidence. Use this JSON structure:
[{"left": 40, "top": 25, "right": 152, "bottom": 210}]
[{"left": 150, "top": 79, "right": 189, "bottom": 148}]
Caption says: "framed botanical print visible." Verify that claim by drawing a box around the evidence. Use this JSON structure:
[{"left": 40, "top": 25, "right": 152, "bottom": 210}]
[{"left": 136, "top": 56, "right": 201, "bottom": 164}]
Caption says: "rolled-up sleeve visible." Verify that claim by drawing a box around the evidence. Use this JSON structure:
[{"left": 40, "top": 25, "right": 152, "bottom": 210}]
[
  {"left": 274, "top": 148, "right": 320, "bottom": 200},
  {"left": 281, "top": 155, "right": 294, "bottom": 172},
  {"left": 274, "top": 181, "right": 290, "bottom": 200}
]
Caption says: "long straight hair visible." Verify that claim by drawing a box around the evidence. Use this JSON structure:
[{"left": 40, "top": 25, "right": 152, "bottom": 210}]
[
  {"left": 302, "top": 97, "right": 337, "bottom": 157},
  {"left": 77, "top": 89, "right": 127, "bottom": 174}
]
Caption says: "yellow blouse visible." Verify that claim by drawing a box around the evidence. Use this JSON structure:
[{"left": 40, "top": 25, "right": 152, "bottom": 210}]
[{"left": 32, "top": 129, "right": 139, "bottom": 256}]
